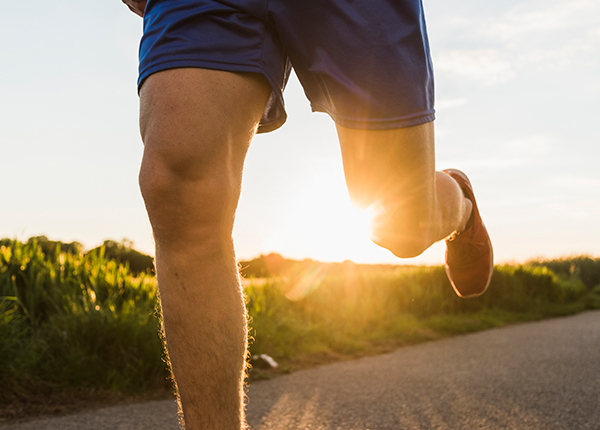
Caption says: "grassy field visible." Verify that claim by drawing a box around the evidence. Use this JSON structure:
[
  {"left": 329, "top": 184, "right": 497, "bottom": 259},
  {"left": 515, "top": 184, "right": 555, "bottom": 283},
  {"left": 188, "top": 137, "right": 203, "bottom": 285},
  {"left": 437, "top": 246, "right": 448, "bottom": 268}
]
[{"left": 2, "top": 237, "right": 600, "bottom": 420}]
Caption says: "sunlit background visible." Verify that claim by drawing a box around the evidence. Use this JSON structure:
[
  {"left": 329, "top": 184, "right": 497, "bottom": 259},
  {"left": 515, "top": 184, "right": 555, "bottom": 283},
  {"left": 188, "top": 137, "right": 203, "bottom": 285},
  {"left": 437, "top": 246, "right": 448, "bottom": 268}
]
[{"left": 1, "top": 0, "right": 599, "bottom": 265}]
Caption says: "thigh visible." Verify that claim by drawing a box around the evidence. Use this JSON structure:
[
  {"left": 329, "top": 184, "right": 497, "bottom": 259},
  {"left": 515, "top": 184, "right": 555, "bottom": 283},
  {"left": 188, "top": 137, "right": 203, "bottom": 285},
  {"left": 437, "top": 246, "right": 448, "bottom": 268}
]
[
  {"left": 138, "top": 68, "right": 271, "bottom": 243},
  {"left": 336, "top": 122, "right": 436, "bottom": 216},
  {"left": 139, "top": 68, "right": 271, "bottom": 181}
]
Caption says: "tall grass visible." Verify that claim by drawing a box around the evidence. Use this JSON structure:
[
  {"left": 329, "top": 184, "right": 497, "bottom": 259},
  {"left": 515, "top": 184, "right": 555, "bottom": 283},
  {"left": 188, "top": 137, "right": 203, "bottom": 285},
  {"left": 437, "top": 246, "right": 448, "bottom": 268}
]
[
  {"left": 0, "top": 239, "right": 167, "bottom": 397},
  {"left": 1, "top": 238, "right": 599, "bottom": 413},
  {"left": 245, "top": 261, "right": 599, "bottom": 362}
]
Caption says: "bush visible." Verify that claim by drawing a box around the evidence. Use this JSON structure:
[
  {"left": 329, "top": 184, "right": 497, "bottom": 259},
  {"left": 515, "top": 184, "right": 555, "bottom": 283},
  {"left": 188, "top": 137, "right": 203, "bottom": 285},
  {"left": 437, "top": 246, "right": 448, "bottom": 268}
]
[
  {"left": 86, "top": 240, "right": 155, "bottom": 275},
  {"left": 529, "top": 256, "right": 600, "bottom": 290}
]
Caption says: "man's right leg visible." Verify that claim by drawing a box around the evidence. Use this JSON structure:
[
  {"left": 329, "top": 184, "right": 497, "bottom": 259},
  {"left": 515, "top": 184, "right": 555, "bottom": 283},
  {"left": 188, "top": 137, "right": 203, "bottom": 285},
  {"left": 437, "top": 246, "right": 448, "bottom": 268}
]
[
  {"left": 337, "top": 122, "right": 493, "bottom": 297},
  {"left": 138, "top": 68, "right": 271, "bottom": 430},
  {"left": 336, "top": 123, "right": 472, "bottom": 258}
]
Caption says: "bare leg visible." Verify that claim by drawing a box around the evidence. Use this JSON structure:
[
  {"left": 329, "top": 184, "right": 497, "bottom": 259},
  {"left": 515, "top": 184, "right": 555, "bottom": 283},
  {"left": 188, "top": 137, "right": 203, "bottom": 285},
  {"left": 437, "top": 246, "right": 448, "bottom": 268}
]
[
  {"left": 138, "top": 68, "right": 271, "bottom": 429},
  {"left": 336, "top": 122, "right": 472, "bottom": 258}
]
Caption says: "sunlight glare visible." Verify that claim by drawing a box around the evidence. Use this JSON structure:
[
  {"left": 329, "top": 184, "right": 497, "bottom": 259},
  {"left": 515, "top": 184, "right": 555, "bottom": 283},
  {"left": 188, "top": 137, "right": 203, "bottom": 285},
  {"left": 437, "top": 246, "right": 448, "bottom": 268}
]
[
  {"left": 258, "top": 164, "right": 447, "bottom": 265},
  {"left": 262, "top": 166, "right": 394, "bottom": 263}
]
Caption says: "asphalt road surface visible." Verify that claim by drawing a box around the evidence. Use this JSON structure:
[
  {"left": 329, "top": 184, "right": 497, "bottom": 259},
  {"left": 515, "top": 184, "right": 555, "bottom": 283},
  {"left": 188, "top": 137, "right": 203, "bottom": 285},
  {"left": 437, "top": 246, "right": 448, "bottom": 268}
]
[{"left": 4, "top": 311, "right": 600, "bottom": 430}]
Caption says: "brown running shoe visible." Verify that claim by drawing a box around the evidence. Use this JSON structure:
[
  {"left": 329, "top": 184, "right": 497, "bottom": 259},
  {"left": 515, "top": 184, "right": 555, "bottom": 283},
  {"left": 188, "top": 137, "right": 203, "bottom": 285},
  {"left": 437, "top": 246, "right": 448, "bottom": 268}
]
[{"left": 443, "top": 169, "right": 494, "bottom": 298}]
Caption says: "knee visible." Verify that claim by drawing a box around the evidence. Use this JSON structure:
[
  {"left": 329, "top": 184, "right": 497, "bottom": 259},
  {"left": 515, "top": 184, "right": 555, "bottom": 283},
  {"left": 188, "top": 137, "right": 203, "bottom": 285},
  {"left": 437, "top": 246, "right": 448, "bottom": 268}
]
[
  {"left": 138, "top": 143, "right": 240, "bottom": 245},
  {"left": 138, "top": 141, "right": 223, "bottom": 201},
  {"left": 370, "top": 220, "right": 434, "bottom": 259},
  {"left": 367, "top": 202, "right": 438, "bottom": 259}
]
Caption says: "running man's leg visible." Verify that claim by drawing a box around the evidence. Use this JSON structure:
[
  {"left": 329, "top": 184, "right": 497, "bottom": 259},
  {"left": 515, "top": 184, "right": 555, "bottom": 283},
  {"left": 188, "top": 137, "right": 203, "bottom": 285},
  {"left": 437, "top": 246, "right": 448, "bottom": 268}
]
[
  {"left": 337, "top": 122, "right": 472, "bottom": 258},
  {"left": 338, "top": 121, "right": 493, "bottom": 296},
  {"left": 138, "top": 68, "right": 271, "bottom": 430}
]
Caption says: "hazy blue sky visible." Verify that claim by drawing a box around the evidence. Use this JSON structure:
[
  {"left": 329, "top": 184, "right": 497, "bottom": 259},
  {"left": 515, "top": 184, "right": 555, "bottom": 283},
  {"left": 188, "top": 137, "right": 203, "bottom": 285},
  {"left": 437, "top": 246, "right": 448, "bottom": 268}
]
[{"left": 1, "top": 0, "right": 599, "bottom": 264}]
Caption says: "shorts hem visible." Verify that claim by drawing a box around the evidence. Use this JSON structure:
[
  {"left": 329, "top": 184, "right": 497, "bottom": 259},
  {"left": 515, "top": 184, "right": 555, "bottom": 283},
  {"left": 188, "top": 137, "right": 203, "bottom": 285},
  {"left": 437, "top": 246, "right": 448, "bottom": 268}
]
[
  {"left": 137, "top": 59, "right": 287, "bottom": 132},
  {"left": 311, "top": 105, "right": 436, "bottom": 130}
]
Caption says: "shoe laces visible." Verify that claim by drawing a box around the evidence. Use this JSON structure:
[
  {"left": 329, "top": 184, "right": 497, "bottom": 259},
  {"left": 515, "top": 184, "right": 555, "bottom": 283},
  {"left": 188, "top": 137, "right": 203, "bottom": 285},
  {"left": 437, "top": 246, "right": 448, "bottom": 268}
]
[{"left": 447, "top": 230, "right": 486, "bottom": 266}]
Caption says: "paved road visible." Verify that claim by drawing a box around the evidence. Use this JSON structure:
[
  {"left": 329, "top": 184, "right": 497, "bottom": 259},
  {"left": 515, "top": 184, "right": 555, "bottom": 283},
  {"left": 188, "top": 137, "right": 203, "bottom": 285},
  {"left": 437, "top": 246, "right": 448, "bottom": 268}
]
[{"left": 4, "top": 311, "right": 600, "bottom": 430}]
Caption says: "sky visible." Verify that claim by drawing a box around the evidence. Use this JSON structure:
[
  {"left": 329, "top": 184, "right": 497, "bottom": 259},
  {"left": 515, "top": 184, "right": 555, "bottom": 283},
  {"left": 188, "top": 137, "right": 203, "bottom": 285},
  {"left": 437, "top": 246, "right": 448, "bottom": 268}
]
[{"left": 1, "top": 0, "right": 599, "bottom": 265}]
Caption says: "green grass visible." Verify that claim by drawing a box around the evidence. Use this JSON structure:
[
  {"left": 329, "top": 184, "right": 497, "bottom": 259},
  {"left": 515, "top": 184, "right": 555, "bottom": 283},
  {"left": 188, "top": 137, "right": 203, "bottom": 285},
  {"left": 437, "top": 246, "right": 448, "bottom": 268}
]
[
  {"left": 2, "top": 238, "right": 600, "bottom": 418},
  {"left": 244, "top": 261, "right": 600, "bottom": 364},
  {"left": 0, "top": 239, "right": 167, "bottom": 399}
]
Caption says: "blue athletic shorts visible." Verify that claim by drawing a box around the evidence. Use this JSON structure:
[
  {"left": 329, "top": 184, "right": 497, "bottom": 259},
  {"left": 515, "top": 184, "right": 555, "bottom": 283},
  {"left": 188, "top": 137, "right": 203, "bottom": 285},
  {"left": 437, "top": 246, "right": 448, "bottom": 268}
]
[{"left": 139, "top": 0, "right": 435, "bottom": 133}]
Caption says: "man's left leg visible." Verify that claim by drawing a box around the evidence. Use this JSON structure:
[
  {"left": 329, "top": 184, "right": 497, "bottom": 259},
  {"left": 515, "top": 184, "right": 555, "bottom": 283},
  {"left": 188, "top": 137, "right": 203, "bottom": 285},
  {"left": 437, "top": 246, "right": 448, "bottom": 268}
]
[{"left": 138, "top": 68, "right": 272, "bottom": 429}]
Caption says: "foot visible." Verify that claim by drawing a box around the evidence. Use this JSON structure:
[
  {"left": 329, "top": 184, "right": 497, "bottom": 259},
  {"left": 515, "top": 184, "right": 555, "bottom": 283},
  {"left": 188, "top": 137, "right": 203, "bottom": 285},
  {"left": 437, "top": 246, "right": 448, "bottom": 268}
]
[{"left": 442, "top": 169, "right": 493, "bottom": 298}]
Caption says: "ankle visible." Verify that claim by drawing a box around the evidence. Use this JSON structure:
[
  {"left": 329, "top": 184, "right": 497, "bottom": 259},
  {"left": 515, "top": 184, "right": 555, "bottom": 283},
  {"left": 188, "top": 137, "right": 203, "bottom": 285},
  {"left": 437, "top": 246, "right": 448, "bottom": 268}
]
[{"left": 459, "top": 198, "right": 474, "bottom": 233}]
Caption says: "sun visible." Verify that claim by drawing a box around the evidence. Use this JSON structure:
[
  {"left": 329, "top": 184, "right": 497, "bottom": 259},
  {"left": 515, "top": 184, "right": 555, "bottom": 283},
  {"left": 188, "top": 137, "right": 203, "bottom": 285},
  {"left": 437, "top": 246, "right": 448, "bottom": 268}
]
[{"left": 265, "top": 168, "right": 397, "bottom": 264}]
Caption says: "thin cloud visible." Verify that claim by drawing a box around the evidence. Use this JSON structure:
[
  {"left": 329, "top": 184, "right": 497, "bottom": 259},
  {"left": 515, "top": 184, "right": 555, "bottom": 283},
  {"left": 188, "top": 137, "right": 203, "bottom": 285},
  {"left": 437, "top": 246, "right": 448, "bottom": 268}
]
[
  {"left": 502, "top": 135, "right": 555, "bottom": 157},
  {"left": 432, "top": 0, "right": 600, "bottom": 75},
  {"left": 484, "top": 0, "right": 598, "bottom": 41},
  {"left": 434, "top": 49, "right": 515, "bottom": 85},
  {"left": 435, "top": 98, "right": 468, "bottom": 110},
  {"left": 441, "top": 134, "right": 556, "bottom": 170},
  {"left": 546, "top": 176, "right": 600, "bottom": 190},
  {"left": 482, "top": 0, "right": 600, "bottom": 70}
]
